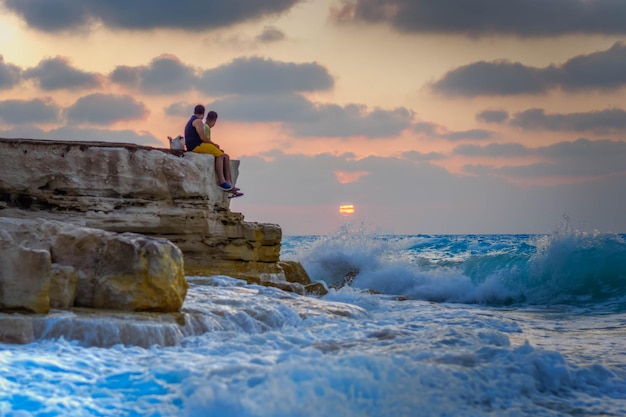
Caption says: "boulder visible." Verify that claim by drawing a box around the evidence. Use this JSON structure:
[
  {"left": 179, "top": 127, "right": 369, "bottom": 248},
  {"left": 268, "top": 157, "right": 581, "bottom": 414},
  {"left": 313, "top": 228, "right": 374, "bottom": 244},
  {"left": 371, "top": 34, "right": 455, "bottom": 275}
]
[
  {"left": 279, "top": 260, "right": 313, "bottom": 285},
  {"left": 0, "top": 217, "right": 188, "bottom": 313},
  {"left": 0, "top": 238, "right": 51, "bottom": 313}
]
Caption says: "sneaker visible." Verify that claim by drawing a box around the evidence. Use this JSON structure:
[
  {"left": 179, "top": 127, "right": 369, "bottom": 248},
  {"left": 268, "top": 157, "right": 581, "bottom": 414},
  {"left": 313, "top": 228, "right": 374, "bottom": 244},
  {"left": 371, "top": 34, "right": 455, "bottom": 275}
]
[
  {"left": 218, "top": 182, "right": 233, "bottom": 191},
  {"left": 231, "top": 187, "right": 240, "bottom": 192}
]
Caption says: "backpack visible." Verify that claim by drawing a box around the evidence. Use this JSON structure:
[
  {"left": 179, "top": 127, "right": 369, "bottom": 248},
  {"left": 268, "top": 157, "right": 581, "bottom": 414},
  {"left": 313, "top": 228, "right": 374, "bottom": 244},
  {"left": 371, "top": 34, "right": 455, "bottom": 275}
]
[{"left": 168, "top": 135, "right": 185, "bottom": 151}]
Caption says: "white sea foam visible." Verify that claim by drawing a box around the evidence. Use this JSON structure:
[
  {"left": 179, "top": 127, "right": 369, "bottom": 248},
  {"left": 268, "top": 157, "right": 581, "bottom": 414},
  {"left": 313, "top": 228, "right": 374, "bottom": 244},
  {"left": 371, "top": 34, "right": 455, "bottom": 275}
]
[
  {"left": 1, "top": 233, "right": 625, "bottom": 416},
  {"left": 292, "top": 223, "right": 626, "bottom": 309}
]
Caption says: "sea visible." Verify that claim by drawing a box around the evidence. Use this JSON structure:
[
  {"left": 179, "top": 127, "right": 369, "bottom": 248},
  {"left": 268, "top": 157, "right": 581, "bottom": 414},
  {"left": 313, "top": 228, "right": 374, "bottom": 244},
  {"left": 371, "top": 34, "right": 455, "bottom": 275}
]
[{"left": 1, "top": 221, "right": 625, "bottom": 416}]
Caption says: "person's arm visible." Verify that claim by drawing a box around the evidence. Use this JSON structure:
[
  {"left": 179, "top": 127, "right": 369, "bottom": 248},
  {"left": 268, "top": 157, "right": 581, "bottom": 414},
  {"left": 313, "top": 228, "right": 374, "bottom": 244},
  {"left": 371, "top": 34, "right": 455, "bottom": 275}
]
[
  {"left": 192, "top": 119, "right": 212, "bottom": 143},
  {"left": 198, "top": 120, "right": 224, "bottom": 150}
]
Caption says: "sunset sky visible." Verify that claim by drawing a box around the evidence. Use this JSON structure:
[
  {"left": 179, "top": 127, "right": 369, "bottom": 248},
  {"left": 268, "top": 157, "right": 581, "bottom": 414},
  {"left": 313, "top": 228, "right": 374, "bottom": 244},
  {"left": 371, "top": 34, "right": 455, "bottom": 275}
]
[{"left": 1, "top": 0, "right": 625, "bottom": 235}]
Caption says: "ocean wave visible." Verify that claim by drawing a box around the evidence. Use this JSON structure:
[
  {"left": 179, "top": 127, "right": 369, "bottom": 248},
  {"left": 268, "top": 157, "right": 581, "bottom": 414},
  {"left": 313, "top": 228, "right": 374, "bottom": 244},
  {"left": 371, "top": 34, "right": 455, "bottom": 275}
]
[{"left": 289, "top": 223, "right": 626, "bottom": 309}]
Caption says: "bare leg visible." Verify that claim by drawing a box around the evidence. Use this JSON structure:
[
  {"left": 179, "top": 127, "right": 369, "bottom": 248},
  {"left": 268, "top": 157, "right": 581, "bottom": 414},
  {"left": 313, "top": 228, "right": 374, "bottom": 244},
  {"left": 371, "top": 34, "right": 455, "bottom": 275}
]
[
  {"left": 222, "top": 153, "right": 233, "bottom": 185},
  {"left": 214, "top": 155, "right": 226, "bottom": 184}
]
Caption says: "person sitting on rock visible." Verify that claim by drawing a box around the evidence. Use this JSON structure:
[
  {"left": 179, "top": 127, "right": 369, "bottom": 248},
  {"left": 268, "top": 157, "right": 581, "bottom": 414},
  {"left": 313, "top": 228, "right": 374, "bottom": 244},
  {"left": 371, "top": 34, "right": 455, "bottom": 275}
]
[{"left": 184, "top": 105, "right": 237, "bottom": 192}]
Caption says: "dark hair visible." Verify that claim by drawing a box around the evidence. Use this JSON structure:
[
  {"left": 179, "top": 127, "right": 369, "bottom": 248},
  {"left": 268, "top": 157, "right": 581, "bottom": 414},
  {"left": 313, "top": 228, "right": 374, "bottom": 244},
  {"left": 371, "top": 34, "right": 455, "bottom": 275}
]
[
  {"left": 206, "top": 110, "right": 218, "bottom": 121},
  {"left": 194, "top": 104, "right": 205, "bottom": 115}
]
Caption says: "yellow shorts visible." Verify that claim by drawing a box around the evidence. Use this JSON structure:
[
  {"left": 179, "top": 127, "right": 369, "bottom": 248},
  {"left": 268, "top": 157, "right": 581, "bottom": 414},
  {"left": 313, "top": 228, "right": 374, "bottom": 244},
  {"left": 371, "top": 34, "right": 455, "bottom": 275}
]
[{"left": 192, "top": 142, "right": 223, "bottom": 157}]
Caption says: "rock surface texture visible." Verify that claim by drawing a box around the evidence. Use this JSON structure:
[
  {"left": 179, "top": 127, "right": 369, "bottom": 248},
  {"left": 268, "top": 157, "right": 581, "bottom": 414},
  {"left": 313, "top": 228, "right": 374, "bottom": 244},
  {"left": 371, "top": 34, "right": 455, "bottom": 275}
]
[
  {"left": 0, "top": 138, "right": 319, "bottom": 309},
  {"left": 0, "top": 217, "right": 187, "bottom": 313}
]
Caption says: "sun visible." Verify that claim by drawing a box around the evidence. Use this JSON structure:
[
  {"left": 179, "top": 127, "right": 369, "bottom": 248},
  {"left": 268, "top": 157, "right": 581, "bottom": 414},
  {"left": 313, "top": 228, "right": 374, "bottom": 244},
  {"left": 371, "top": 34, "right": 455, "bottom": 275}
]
[{"left": 339, "top": 204, "right": 355, "bottom": 216}]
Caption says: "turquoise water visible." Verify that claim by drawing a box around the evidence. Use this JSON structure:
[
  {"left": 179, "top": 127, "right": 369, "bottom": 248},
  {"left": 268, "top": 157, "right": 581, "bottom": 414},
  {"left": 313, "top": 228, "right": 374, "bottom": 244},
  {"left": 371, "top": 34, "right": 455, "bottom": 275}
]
[{"left": 1, "top": 224, "right": 625, "bottom": 416}]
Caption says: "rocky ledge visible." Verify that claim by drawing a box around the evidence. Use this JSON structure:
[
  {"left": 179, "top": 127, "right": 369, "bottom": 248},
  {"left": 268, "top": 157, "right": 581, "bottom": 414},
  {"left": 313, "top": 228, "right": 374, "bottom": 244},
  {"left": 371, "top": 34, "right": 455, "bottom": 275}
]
[
  {"left": 0, "top": 217, "right": 187, "bottom": 314},
  {"left": 0, "top": 138, "right": 324, "bottom": 319}
]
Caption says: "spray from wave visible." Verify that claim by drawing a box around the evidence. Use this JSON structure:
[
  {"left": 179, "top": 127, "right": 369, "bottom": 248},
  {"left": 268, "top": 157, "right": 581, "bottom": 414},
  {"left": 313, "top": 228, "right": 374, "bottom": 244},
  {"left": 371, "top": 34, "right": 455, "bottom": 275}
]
[
  {"left": 293, "top": 220, "right": 626, "bottom": 308},
  {"left": 523, "top": 225, "right": 626, "bottom": 306}
]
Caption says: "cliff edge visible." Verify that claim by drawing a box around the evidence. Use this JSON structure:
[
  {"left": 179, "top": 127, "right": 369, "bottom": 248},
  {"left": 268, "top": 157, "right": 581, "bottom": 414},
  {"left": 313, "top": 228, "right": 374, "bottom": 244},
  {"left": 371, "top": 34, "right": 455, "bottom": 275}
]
[{"left": 0, "top": 138, "right": 322, "bottom": 312}]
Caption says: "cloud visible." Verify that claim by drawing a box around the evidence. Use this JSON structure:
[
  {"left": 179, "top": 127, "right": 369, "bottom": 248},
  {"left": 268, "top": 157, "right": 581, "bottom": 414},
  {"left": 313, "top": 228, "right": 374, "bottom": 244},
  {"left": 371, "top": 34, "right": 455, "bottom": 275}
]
[
  {"left": 199, "top": 57, "right": 334, "bottom": 95},
  {"left": 0, "top": 125, "right": 160, "bottom": 146},
  {"left": 164, "top": 102, "right": 193, "bottom": 118},
  {"left": 413, "top": 122, "right": 438, "bottom": 135},
  {"left": 110, "top": 55, "right": 333, "bottom": 96},
  {"left": 209, "top": 93, "right": 413, "bottom": 138},
  {"left": 510, "top": 108, "right": 626, "bottom": 133},
  {"left": 453, "top": 142, "right": 533, "bottom": 158},
  {"left": 558, "top": 42, "right": 626, "bottom": 91},
  {"left": 334, "top": 170, "right": 369, "bottom": 184},
  {"left": 0, "top": 98, "right": 62, "bottom": 124},
  {"left": 256, "top": 26, "right": 286, "bottom": 43},
  {"left": 330, "top": 0, "right": 626, "bottom": 38},
  {"left": 433, "top": 60, "right": 555, "bottom": 97},
  {"left": 24, "top": 56, "right": 103, "bottom": 91},
  {"left": 291, "top": 104, "right": 413, "bottom": 138},
  {"left": 1, "top": 0, "right": 303, "bottom": 32},
  {"left": 542, "top": 138, "right": 626, "bottom": 165},
  {"left": 1, "top": 0, "right": 94, "bottom": 33},
  {"left": 433, "top": 42, "right": 626, "bottom": 96},
  {"left": 208, "top": 94, "right": 313, "bottom": 122},
  {"left": 51, "top": 126, "right": 160, "bottom": 146},
  {"left": 413, "top": 121, "right": 492, "bottom": 142},
  {"left": 440, "top": 129, "right": 492, "bottom": 141},
  {"left": 0, "top": 94, "right": 149, "bottom": 127},
  {"left": 460, "top": 138, "right": 626, "bottom": 179},
  {"left": 110, "top": 55, "right": 197, "bottom": 95},
  {"left": 402, "top": 150, "right": 446, "bottom": 161},
  {"left": 476, "top": 109, "right": 509, "bottom": 124},
  {"left": 0, "top": 55, "right": 22, "bottom": 90},
  {"left": 238, "top": 151, "right": 452, "bottom": 205},
  {"left": 236, "top": 149, "right": 626, "bottom": 234},
  {"left": 238, "top": 152, "right": 348, "bottom": 205},
  {"left": 65, "top": 93, "right": 148, "bottom": 125}
]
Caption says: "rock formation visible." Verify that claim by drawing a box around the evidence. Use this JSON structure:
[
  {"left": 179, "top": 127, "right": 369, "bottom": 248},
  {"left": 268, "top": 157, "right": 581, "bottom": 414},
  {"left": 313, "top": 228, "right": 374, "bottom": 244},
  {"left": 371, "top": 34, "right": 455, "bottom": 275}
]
[
  {"left": 0, "top": 138, "right": 322, "bottom": 314},
  {"left": 0, "top": 217, "right": 187, "bottom": 314}
]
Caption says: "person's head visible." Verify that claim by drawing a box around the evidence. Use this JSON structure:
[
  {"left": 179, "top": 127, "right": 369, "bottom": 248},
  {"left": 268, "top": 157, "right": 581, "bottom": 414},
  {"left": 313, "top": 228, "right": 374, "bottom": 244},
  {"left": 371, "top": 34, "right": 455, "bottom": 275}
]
[
  {"left": 205, "top": 110, "right": 218, "bottom": 127},
  {"left": 193, "top": 104, "right": 205, "bottom": 117}
]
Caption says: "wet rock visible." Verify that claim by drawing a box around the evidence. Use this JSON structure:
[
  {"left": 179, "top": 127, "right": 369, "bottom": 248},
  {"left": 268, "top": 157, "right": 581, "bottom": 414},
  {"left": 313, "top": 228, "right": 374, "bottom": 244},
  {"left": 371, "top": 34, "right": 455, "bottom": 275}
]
[
  {"left": 279, "top": 260, "right": 312, "bottom": 285},
  {"left": 304, "top": 282, "right": 328, "bottom": 296},
  {"left": 341, "top": 268, "right": 360, "bottom": 287}
]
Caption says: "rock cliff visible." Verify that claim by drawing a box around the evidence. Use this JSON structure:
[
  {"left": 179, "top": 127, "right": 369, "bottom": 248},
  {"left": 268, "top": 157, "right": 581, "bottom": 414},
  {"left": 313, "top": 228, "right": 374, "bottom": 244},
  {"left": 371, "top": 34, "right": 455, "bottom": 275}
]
[
  {"left": 0, "top": 217, "right": 187, "bottom": 314},
  {"left": 0, "top": 138, "right": 322, "bottom": 313}
]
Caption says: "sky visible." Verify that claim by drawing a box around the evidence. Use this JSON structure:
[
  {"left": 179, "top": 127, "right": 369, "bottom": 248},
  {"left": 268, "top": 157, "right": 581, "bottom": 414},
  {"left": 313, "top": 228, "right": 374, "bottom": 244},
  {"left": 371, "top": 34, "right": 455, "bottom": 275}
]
[{"left": 0, "top": 0, "right": 625, "bottom": 235}]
